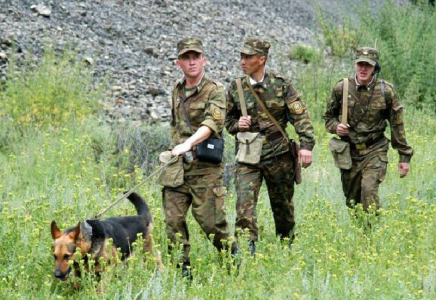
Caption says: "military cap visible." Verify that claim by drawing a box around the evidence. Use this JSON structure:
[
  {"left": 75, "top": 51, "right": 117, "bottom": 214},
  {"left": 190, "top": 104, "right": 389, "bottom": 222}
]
[
  {"left": 355, "top": 47, "right": 379, "bottom": 66},
  {"left": 177, "top": 38, "right": 204, "bottom": 56},
  {"left": 240, "top": 38, "right": 270, "bottom": 56}
]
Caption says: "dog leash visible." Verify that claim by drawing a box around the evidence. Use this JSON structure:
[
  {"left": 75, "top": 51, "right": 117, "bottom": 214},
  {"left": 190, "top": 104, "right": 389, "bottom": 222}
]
[{"left": 92, "top": 155, "right": 179, "bottom": 220}]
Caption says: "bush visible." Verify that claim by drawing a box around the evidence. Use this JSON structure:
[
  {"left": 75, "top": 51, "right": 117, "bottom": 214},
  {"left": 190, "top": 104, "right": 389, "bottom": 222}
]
[{"left": 289, "top": 45, "right": 321, "bottom": 64}]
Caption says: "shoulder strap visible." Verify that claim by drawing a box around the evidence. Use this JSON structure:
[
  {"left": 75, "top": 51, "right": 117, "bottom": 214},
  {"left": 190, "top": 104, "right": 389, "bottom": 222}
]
[
  {"left": 381, "top": 80, "right": 386, "bottom": 104},
  {"left": 342, "top": 78, "right": 348, "bottom": 124},
  {"left": 179, "top": 97, "right": 194, "bottom": 135},
  {"left": 246, "top": 76, "right": 289, "bottom": 142},
  {"left": 236, "top": 78, "right": 247, "bottom": 117}
]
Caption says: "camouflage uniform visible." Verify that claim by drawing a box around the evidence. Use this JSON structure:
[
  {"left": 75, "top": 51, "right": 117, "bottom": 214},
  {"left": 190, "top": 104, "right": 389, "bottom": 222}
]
[
  {"left": 163, "top": 38, "right": 234, "bottom": 264},
  {"left": 225, "top": 39, "right": 315, "bottom": 242},
  {"left": 324, "top": 47, "right": 413, "bottom": 211}
]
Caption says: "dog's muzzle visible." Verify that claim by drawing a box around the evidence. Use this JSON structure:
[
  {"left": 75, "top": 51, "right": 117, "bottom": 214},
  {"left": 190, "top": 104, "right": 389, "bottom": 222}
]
[{"left": 54, "top": 268, "right": 71, "bottom": 281}]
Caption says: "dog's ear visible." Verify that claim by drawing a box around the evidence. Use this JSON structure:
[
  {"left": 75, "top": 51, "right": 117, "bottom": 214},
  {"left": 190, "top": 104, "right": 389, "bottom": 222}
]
[
  {"left": 80, "top": 221, "right": 93, "bottom": 242},
  {"left": 51, "top": 221, "right": 62, "bottom": 240},
  {"left": 68, "top": 222, "right": 81, "bottom": 241}
]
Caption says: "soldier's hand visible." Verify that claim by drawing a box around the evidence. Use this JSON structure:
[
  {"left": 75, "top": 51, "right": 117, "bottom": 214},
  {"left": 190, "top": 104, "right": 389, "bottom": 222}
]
[
  {"left": 398, "top": 162, "right": 410, "bottom": 178},
  {"left": 172, "top": 141, "right": 193, "bottom": 156},
  {"left": 298, "top": 149, "right": 312, "bottom": 169},
  {"left": 336, "top": 123, "right": 350, "bottom": 136},
  {"left": 238, "top": 116, "right": 251, "bottom": 131}
]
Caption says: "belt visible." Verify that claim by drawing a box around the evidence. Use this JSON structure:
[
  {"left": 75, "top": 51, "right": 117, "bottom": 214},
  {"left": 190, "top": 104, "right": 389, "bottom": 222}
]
[
  {"left": 350, "top": 135, "right": 384, "bottom": 150},
  {"left": 264, "top": 131, "right": 285, "bottom": 142}
]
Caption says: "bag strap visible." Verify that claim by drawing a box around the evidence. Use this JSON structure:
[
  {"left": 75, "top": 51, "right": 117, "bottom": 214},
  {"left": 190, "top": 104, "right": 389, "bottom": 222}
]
[
  {"left": 236, "top": 78, "right": 248, "bottom": 117},
  {"left": 246, "top": 76, "right": 289, "bottom": 143},
  {"left": 342, "top": 78, "right": 348, "bottom": 125}
]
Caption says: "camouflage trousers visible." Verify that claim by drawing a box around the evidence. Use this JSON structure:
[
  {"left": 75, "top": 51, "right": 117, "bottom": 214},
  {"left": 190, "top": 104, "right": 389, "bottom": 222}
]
[
  {"left": 340, "top": 152, "right": 388, "bottom": 211},
  {"left": 162, "top": 172, "right": 235, "bottom": 263},
  {"left": 234, "top": 152, "right": 295, "bottom": 242}
]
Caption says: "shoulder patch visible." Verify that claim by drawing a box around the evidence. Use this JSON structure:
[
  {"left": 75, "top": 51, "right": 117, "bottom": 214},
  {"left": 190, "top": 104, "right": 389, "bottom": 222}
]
[
  {"left": 290, "top": 101, "right": 304, "bottom": 114},
  {"left": 211, "top": 105, "right": 223, "bottom": 120}
]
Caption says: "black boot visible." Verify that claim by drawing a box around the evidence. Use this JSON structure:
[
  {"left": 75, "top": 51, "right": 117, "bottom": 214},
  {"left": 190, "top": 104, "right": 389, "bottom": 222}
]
[
  {"left": 248, "top": 240, "right": 256, "bottom": 256},
  {"left": 181, "top": 261, "right": 193, "bottom": 280}
]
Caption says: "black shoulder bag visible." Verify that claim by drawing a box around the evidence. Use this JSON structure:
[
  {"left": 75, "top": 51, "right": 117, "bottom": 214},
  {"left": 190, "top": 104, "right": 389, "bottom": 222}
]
[{"left": 179, "top": 97, "right": 224, "bottom": 164}]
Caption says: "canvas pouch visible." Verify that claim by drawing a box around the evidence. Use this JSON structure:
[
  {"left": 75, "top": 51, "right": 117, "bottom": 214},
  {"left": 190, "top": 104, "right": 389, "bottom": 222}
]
[
  {"left": 328, "top": 138, "right": 352, "bottom": 170},
  {"left": 157, "top": 151, "right": 184, "bottom": 188},
  {"left": 236, "top": 131, "right": 263, "bottom": 165}
]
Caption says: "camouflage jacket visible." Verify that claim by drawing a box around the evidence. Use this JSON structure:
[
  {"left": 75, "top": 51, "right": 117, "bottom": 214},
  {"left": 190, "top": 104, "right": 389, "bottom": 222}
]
[
  {"left": 324, "top": 76, "right": 413, "bottom": 163},
  {"left": 170, "top": 75, "right": 226, "bottom": 175},
  {"left": 225, "top": 71, "right": 315, "bottom": 160}
]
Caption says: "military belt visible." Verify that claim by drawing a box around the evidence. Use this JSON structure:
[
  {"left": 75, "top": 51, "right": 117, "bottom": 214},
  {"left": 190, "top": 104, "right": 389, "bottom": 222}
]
[
  {"left": 264, "top": 131, "right": 284, "bottom": 143},
  {"left": 350, "top": 135, "right": 384, "bottom": 150}
]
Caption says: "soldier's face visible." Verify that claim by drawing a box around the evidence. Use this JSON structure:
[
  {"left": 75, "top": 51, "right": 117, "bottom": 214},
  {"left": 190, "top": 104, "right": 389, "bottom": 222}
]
[
  {"left": 176, "top": 51, "right": 206, "bottom": 79},
  {"left": 240, "top": 53, "right": 265, "bottom": 76},
  {"left": 355, "top": 62, "right": 375, "bottom": 85}
]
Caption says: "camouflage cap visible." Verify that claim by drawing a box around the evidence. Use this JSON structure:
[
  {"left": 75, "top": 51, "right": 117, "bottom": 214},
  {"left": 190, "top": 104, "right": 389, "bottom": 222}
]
[
  {"left": 177, "top": 38, "right": 204, "bottom": 56},
  {"left": 240, "top": 38, "right": 270, "bottom": 56},
  {"left": 355, "top": 47, "right": 379, "bottom": 66}
]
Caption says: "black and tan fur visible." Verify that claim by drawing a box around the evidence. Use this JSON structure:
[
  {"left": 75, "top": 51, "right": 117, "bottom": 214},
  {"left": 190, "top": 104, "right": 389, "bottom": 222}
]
[{"left": 50, "top": 192, "right": 164, "bottom": 282}]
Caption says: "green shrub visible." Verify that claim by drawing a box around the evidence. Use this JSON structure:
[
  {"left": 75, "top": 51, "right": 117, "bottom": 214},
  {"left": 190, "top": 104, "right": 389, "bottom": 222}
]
[
  {"left": 289, "top": 45, "right": 321, "bottom": 64},
  {"left": 0, "top": 45, "right": 104, "bottom": 129}
]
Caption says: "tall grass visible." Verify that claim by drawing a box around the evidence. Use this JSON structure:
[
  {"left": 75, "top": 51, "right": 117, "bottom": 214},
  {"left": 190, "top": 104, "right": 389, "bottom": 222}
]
[
  {"left": 0, "top": 1, "right": 436, "bottom": 298},
  {"left": 0, "top": 45, "right": 103, "bottom": 129}
]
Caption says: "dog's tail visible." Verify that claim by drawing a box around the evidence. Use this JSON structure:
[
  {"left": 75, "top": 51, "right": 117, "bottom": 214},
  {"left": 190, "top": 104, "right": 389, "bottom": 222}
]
[{"left": 126, "top": 192, "right": 152, "bottom": 221}]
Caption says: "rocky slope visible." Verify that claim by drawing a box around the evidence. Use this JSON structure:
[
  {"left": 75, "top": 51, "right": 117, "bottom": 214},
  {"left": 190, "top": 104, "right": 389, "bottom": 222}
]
[{"left": 0, "top": 0, "right": 403, "bottom": 123}]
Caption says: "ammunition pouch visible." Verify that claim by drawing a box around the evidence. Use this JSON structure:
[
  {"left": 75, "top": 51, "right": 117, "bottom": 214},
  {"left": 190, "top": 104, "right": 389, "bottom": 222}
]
[
  {"left": 236, "top": 131, "right": 263, "bottom": 165},
  {"left": 328, "top": 138, "right": 352, "bottom": 170},
  {"left": 157, "top": 151, "right": 184, "bottom": 188}
]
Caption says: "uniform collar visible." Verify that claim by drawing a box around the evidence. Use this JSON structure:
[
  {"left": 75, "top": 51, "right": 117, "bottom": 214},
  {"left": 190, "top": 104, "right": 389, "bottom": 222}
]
[
  {"left": 249, "top": 71, "right": 266, "bottom": 86},
  {"left": 354, "top": 73, "right": 376, "bottom": 91},
  {"left": 178, "top": 73, "right": 206, "bottom": 91}
]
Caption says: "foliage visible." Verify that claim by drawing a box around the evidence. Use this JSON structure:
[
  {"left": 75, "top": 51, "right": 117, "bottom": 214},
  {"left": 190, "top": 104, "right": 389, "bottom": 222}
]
[
  {"left": 0, "top": 0, "right": 435, "bottom": 298},
  {"left": 0, "top": 45, "right": 103, "bottom": 129},
  {"left": 289, "top": 45, "right": 321, "bottom": 64},
  {"left": 1, "top": 110, "right": 435, "bottom": 298},
  {"left": 316, "top": 0, "right": 436, "bottom": 111},
  {"left": 316, "top": 8, "right": 360, "bottom": 57}
]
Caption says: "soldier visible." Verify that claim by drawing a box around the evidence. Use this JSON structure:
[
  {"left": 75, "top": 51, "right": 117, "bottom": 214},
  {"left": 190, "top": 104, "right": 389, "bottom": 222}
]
[
  {"left": 225, "top": 38, "right": 316, "bottom": 255},
  {"left": 324, "top": 47, "right": 413, "bottom": 212},
  {"left": 163, "top": 38, "right": 237, "bottom": 277}
]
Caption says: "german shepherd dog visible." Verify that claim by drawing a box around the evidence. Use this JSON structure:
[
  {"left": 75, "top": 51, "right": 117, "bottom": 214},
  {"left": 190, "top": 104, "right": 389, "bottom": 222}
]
[{"left": 50, "top": 192, "right": 164, "bottom": 282}]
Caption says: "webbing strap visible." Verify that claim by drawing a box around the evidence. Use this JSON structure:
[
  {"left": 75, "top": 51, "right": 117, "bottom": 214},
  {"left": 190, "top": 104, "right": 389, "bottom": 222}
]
[
  {"left": 246, "top": 76, "right": 289, "bottom": 143},
  {"left": 342, "top": 78, "right": 349, "bottom": 125}
]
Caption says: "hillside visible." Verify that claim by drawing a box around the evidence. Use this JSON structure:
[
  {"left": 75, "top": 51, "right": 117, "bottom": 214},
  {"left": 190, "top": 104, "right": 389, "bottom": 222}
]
[{"left": 0, "top": 0, "right": 404, "bottom": 123}]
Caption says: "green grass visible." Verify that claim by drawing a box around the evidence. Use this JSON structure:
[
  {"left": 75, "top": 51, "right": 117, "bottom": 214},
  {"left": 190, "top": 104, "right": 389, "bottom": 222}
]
[
  {"left": 0, "top": 109, "right": 435, "bottom": 299},
  {"left": 1, "top": 0, "right": 435, "bottom": 298}
]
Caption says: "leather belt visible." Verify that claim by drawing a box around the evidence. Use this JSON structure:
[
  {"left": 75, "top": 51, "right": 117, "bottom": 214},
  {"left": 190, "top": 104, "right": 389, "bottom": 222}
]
[{"left": 350, "top": 135, "right": 384, "bottom": 150}]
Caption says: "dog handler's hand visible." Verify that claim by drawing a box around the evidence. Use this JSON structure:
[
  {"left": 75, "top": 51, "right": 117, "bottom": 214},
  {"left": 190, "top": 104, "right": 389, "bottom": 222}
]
[
  {"left": 172, "top": 141, "right": 193, "bottom": 156},
  {"left": 238, "top": 116, "right": 251, "bottom": 131},
  {"left": 398, "top": 162, "right": 410, "bottom": 178},
  {"left": 336, "top": 123, "right": 350, "bottom": 136},
  {"left": 298, "top": 149, "right": 312, "bottom": 169}
]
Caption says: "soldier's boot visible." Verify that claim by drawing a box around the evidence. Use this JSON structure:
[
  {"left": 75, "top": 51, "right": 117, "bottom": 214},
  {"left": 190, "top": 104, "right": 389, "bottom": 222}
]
[
  {"left": 280, "top": 232, "right": 297, "bottom": 250},
  {"left": 248, "top": 240, "right": 256, "bottom": 256},
  {"left": 180, "top": 260, "right": 193, "bottom": 280}
]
